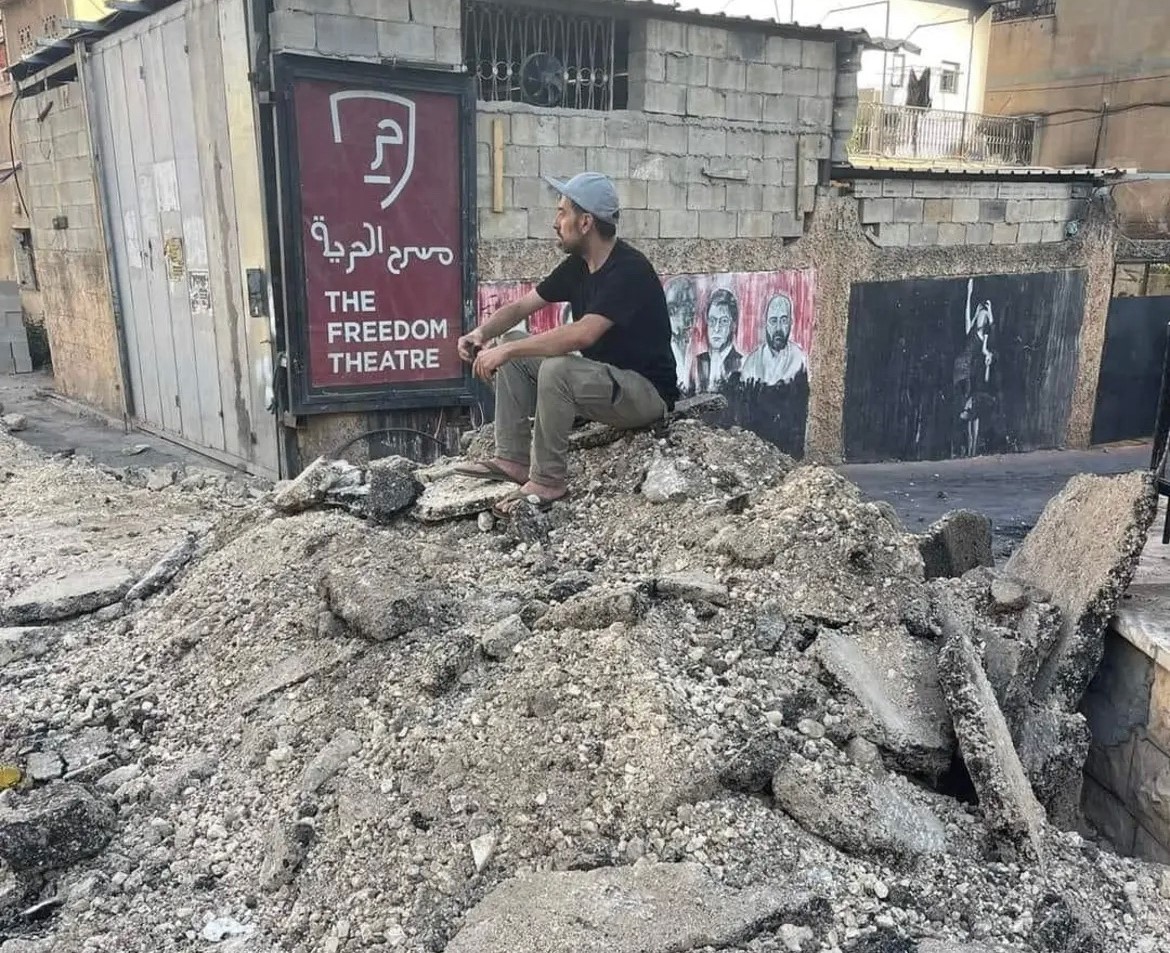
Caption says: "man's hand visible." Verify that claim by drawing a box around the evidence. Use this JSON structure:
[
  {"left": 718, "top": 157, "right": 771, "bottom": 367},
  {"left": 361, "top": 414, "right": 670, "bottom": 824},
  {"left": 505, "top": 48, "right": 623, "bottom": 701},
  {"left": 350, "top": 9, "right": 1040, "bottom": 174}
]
[
  {"left": 473, "top": 343, "right": 511, "bottom": 383},
  {"left": 457, "top": 328, "right": 486, "bottom": 363}
]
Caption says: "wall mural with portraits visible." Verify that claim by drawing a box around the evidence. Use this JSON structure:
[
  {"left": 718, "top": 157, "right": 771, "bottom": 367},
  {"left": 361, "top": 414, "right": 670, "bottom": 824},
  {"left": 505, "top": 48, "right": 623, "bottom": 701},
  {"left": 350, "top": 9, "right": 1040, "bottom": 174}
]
[{"left": 478, "top": 269, "right": 816, "bottom": 457}]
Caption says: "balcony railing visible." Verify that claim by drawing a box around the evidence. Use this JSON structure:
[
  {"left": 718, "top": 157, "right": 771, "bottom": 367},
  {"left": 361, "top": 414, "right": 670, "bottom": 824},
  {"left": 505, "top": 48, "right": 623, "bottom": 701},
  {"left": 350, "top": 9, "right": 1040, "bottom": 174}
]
[{"left": 848, "top": 101, "right": 1038, "bottom": 168}]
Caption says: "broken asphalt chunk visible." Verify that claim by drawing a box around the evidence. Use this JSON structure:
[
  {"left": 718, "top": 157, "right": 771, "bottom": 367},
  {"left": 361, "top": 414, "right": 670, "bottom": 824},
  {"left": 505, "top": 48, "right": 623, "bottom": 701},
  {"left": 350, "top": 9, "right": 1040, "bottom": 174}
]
[
  {"left": 1, "top": 566, "right": 135, "bottom": 624},
  {"left": 0, "top": 783, "right": 115, "bottom": 874}
]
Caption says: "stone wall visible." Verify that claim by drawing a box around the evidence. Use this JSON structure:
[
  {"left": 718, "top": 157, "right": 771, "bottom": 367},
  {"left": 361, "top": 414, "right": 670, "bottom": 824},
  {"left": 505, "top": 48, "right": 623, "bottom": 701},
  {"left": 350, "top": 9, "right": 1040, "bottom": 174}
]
[
  {"left": 15, "top": 82, "right": 123, "bottom": 417},
  {"left": 1082, "top": 625, "right": 1170, "bottom": 864},
  {"left": 850, "top": 177, "right": 1092, "bottom": 248}
]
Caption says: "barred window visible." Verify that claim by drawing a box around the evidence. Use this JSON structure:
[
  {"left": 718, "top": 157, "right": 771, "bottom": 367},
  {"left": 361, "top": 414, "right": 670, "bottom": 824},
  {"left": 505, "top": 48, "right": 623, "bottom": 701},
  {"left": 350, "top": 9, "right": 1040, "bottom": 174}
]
[
  {"left": 992, "top": 0, "right": 1057, "bottom": 22},
  {"left": 939, "top": 61, "right": 959, "bottom": 94},
  {"left": 464, "top": 0, "right": 630, "bottom": 111}
]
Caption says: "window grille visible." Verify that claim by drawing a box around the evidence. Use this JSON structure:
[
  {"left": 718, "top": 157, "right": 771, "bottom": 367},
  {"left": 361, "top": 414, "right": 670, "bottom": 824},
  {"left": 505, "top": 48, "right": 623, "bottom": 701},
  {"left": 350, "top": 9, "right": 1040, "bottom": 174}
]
[
  {"left": 940, "top": 62, "right": 959, "bottom": 94},
  {"left": 889, "top": 52, "right": 905, "bottom": 87},
  {"left": 464, "top": 0, "right": 629, "bottom": 111},
  {"left": 992, "top": 0, "right": 1057, "bottom": 22},
  {"left": 17, "top": 26, "right": 31, "bottom": 58}
]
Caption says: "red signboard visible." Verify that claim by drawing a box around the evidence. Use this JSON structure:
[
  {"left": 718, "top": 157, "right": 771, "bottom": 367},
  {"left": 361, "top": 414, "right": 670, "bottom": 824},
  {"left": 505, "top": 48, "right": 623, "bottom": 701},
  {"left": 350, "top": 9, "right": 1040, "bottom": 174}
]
[{"left": 290, "top": 73, "right": 468, "bottom": 399}]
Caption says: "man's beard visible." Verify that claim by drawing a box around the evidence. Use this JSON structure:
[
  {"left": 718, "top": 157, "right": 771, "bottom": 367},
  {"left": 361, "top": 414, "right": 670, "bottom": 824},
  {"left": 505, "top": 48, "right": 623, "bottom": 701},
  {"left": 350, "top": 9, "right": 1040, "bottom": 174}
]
[{"left": 768, "top": 333, "right": 789, "bottom": 352}]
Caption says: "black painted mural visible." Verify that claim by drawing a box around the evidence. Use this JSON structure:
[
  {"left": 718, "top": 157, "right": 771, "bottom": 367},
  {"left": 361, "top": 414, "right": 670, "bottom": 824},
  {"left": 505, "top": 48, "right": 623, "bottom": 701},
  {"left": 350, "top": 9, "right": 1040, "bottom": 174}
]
[
  {"left": 1091, "top": 296, "right": 1170, "bottom": 445},
  {"left": 844, "top": 270, "right": 1087, "bottom": 463}
]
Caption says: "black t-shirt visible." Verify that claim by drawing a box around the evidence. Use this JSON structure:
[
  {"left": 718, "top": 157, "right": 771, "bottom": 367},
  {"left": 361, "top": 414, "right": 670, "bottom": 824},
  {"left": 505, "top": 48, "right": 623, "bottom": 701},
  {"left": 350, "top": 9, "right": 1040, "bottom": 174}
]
[{"left": 535, "top": 240, "right": 679, "bottom": 406}]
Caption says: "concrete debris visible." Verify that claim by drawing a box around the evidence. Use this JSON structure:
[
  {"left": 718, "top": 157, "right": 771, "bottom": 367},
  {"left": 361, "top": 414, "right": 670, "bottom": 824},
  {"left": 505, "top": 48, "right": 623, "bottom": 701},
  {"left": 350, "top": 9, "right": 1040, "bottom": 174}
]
[
  {"left": 201, "top": 917, "right": 254, "bottom": 943},
  {"left": 655, "top": 570, "right": 729, "bottom": 606},
  {"left": 1, "top": 565, "right": 135, "bottom": 624},
  {"left": 0, "top": 626, "right": 56, "bottom": 666},
  {"left": 773, "top": 755, "right": 947, "bottom": 862},
  {"left": 1014, "top": 706, "right": 1091, "bottom": 829},
  {"left": 480, "top": 614, "right": 532, "bottom": 660},
  {"left": 1007, "top": 471, "right": 1156, "bottom": 710},
  {"left": 144, "top": 466, "right": 177, "bottom": 491},
  {"left": 1030, "top": 891, "right": 1105, "bottom": 952},
  {"left": 272, "top": 456, "right": 362, "bottom": 513},
  {"left": 124, "top": 533, "right": 198, "bottom": 601},
  {"left": 0, "top": 417, "right": 1165, "bottom": 952},
  {"left": 0, "top": 783, "right": 115, "bottom": 874},
  {"left": 641, "top": 454, "right": 696, "bottom": 503},
  {"left": 936, "top": 603, "right": 1045, "bottom": 863},
  {"left": 990, "top": 575, "right": 1029, "bottom": 611},
  {"left": 919, "top": 510, "right": 994, "bottom": 580},
  {"left": 812, "top": 627, "right": 954, "bottom": 780},
  {"left": 1, "top": 414, "right": 28, "bottom": 432},
  {"left": 445, "top": 862, "right": 809, "bottom": 953},
  {"left": 365, "top": 457, "right": 422, "bottom": 522},
  {"left": 320, "top": 566, "right": 444, "bottom": 641},
  {"left": 414, "top": 474, "right": 516, "bottom": 522}
]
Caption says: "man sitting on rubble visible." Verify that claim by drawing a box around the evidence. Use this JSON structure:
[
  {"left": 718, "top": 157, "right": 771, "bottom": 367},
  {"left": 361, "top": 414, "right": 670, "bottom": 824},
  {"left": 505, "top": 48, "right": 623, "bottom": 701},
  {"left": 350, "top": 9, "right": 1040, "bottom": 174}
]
[{"left": 456, "top": 172, "right": 679, "bottom": 515}]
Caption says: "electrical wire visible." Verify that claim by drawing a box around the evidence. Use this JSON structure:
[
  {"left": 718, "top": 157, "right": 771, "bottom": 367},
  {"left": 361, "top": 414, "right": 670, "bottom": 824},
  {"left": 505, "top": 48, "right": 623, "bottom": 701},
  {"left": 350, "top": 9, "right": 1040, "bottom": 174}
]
[
  {"left": 7, "top": 85, "right": 27, "bottom": 217},
  {"left": 326, "top": 427, "right": 449, "bottom": 462},
  {"left": 988, "top": 70, "right": 1170, "bottom": 96},
  {"left": 1037, "top": 100, "right": 1170, "bottom": 129}
]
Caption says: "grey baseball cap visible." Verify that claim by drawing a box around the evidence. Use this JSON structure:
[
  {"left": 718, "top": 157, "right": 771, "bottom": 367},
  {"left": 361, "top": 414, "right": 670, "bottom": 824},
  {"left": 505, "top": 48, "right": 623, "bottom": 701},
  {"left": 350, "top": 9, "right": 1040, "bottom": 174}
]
[{"left": 542, "top": 172, "right": 620, "bottom": 225}]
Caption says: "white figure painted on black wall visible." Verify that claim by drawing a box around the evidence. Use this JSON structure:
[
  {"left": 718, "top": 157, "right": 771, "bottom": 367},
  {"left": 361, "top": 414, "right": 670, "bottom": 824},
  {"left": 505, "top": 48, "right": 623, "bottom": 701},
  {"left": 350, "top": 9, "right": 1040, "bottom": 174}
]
[
  {"left": 954, "top": 278, "right": 999, "bottom": 457},
  {"left": 665, "top": 277, "right": 698, "bottom": 395},
  {"left": 742, "top": 292, "right": 808, "bottom": 386}
]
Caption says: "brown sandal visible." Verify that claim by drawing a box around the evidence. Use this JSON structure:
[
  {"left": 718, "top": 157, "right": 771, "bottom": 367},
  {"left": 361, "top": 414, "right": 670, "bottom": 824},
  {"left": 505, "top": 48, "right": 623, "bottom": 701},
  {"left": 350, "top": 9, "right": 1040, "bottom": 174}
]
[
  {"left": 454, "top": 460, "right": 524, "bottom": 484},
  {"left": 491, "top": 487, "right": 569, "bottom": 517}
]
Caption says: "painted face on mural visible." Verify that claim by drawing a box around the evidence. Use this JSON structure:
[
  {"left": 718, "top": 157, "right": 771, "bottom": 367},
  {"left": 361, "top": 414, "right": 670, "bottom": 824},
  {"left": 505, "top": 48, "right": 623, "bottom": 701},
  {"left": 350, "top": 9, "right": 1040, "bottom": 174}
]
[
  {"left": 706, "top": 290, "right": 739, "bottom": 352},
  {"left": 764, "top": 294, "right": 794, "bottom": 352},
  {"left": 665, "top": 278, "right": 697, "bottom": 344}
]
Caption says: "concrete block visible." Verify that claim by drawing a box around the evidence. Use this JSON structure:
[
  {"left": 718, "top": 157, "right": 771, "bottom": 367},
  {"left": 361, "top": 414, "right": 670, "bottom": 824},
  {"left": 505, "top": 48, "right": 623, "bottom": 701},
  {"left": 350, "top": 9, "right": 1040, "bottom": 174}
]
[
  {"left": 1131, "top": 737, "right": 1170, "bottom": 834},
  {"left": 766, "top": 36, "right": 803, "bottom": 67},
  {"left": 317, "top": 13, "right": 379, "bottom": 58},
  {"left": 1029, "top": 198, "right": 1060, "bottom": 219},
  {"left": 629, "top": 51, "right": 666, "bottom": 84},
  {"left": 434, "top": 27, "right": 461, "bottom": 66},
  {"left": 620, "top": 209, "right": 660, "bottom": 239},
  {"left": 376, "top": 20, "right": 435, "bottom": 60},
  {"left": 891, "top": 198, "right": 924, "bottom": 224},
  {"left": 630, "top": 81, "right": 687, "bottom": 116},
  {"left": 966, "top": 222, "right": 994, "bottom": 244},
  {"left": 760, "top": 158, "right": 787, "bottom": 186},
  {"left": 804, "top": 133, "right": 831, "bottom": 160},
  {"left": 477, "top": 175, "right": 511, "bottom": 209},
  {"left": 762, "top": 185, "right": 796, "bottom": 213},
  {"left": 687, "top": 126, "right": 727, "bottom": 156},
  {"left": 881, "top": 179, "right": 914, "bottom": 198},
  {"left": 687, "top": 182, "right": 726, "bottom": 211},
  {"left": 349, "top": 0, "right": 409, "bottom": 16},
  {"left": 562, "top": 114, "right": 605, "bottom": 146},
  {"left": 508, "top": 178, "right": 545, "bottom": 211},
  {"left": 660, "top": 209, "right": 699, "bottom": 239},
  {"left": 773, "top": 213, "right": 804, "bottom": 238},
  {"left": 643, "top": 18, "right": 686, "bottom": 52},
  {"left": 783, "top": 67, "right": 819, "bottom": 97},
  {"left": 938, "top": 223, "right": 966, "bottom": 245},
  {"left": 801, "top": 40, "right": 835, "bottom": 70},
  {"left": 269, "top": 10, "right": 315, "bottom": 52},
  {"left": 799, "top": 183, "right": 817, "bottom": 212},
  {"left": 511, "top": 112, "right": 560, "bottom": 147},
  {"left": 939, "top": 180, "right": 972, "bottom": 198},
  {"left": 585, "top": 146, "right": 630, "bottom": 179},
  {"left": 480, "top": 210, "right": 528, "bottom": 241},
  {"left": 1018, "top": 221, "right": 1045, "bottom": 244},
  {"left": 725, "top": 92, "right": 763, "bottom": 123},
  {"left": 991, "top": 223, "right": 1019, "bottom": 244},
  {"left": 410, "top": 0, "right": 459, "bottom": 28},
  {"left": 727, "top": 128, "right": 764, "bottom": 158},
  {"left": 477, "top": 111, "right": 507, "bottom": 143},
  {"left": 503, "top": 146, "right": 540, "bottom": 178},
  {"left": 686, "top": 24, "right": 728, "bottom": 59},
  {"left": 527, "top": 212, "right": 553, "bottom": 240},
  {"left": 1005, "top": 199, "right": 1032, "bottom": 224},
  {"left": 648, "top": 121, "right": 688, "bottom": 155},
  {"left": 817, "top": 69, "right": 837, "bottom": 98},
  {"left": 908, "top": 223, "right": 939, "bottom": 246},
  {"left": 686, "top": 86, "right": 726, "bottom": 120},
  {"left": 850, "top": 178, "right": 882, "bottom": 198},
  {"left": 1066, "top": 199, "right": 1089, "bottom": 220},
  {"left": 708, "top": 59, "right": 747, "bottom": 92},
  {"left": 969, "top": 182, "right": 999, "bottom": 199},
  {"left": 980, "top": 198, "right": 1008, "bottom": 222},
  {"left": 737, "top": 211, "right": 773, "bottom": 239},
  {"left": 879, "top": 222, "right": 910, "bottom": 245},
  {"left": 698, "top": 210, "right": 738, "bottom": 239},
  {"left": 798, "top": 96, "right": 831, "bottom": 128},
  {"left": 614, "top": 179, "right": 648, "bottom": 210},
  {"left": 952, "top": 198, "right": 980, "bottom": 223},
  {"left": 923, "top": 198, "right": 953, "bottom": 222},
  {"left": 727, "top": 30, "right": 765, "bottom": 63},
  {"left": 725, "top": 183, "right": 763, "bottom": 211},
  {"left": 647, "top": 180, "right": 687, "bottom": 209},
  {"left": 630, "top": 152, "right": 685, "bottom": 182},
  {"left": 763, "top": 94, "right": 797, "bottom": 125},
  {"left": 1041, "top": 221, "right": 1066, "bottom": 243},
  {"left": 666, "top": 54, "right": 710, "bottom": 88},
  {"left": 65, "top": 227, "right": 101, "bottom": 253},
  {"left": 606, "top": 115, "right": 648, "bottom": 150},
  {"left": 747, "top": 63, "right": 784, "bottom": 95},
  {"left": 540, "top": 147, "right": 587, "bottom": 178},
  {"left": 859, "top": 198, "right": 893, "bottom": 224},
  {"left": 911, "top": 179, "right": 947, "bottom": 198}
]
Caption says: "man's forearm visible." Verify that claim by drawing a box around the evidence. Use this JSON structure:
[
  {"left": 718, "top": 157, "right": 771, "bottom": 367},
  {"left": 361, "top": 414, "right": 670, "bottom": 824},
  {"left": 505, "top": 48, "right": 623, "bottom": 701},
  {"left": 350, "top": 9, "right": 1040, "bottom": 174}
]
[
  {"left": 479, "top": 303, "right": 528, "bottom": 341},
  {"left": 500, "top": 323, "right": 588, "bottom": 359}
]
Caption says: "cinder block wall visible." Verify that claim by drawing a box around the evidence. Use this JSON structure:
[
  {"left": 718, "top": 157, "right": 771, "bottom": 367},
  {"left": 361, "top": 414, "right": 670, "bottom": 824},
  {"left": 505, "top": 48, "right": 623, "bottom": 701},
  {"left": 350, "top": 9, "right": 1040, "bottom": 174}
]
[
  {"left": 475, "top": 17, "right": 847, "bottom": 278},
  {"left": 15, "top": 84, "right": 123, "bottom": 417}
]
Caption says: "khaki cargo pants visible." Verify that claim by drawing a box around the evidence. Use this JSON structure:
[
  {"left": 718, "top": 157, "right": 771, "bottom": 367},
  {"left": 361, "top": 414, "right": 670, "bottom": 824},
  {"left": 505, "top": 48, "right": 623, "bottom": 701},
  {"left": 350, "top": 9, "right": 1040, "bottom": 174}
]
[{"left": 494, "top": 342, "right": 667, "bottom": 486}]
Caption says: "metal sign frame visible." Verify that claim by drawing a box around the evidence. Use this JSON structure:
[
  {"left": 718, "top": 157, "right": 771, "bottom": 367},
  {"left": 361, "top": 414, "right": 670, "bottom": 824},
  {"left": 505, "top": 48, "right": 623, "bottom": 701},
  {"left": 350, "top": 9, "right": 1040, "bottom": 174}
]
[{"left": 273, "top": 54, "right": 478, "bottom": 414}]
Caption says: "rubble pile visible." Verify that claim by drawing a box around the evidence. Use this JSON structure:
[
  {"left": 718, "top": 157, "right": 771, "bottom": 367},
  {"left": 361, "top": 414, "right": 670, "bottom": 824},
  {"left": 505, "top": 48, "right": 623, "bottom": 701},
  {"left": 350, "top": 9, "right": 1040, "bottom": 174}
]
[{"left": 0, "top": 422, "right": 1165, "bottom": 953}]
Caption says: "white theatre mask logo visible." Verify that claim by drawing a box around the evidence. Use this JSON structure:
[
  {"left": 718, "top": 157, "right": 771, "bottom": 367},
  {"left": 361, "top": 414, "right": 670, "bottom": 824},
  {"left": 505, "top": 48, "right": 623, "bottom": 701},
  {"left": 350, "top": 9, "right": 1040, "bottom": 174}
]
[{"left": 328, "top": 90, "right": 417, "bottom": 210}]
